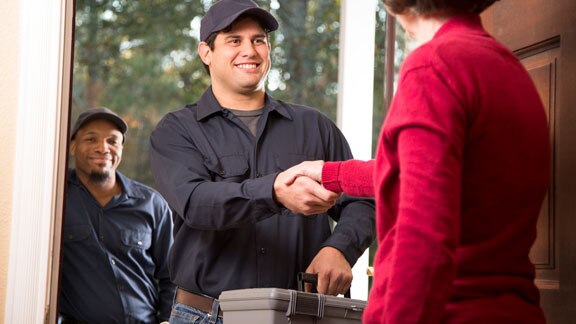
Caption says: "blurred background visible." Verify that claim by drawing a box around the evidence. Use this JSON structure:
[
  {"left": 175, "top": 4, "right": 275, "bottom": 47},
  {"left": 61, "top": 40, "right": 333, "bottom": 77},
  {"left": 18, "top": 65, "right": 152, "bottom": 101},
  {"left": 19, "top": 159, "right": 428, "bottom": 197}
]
[{"left": 71, "top": 0, "right": 410, "bottom": 186}]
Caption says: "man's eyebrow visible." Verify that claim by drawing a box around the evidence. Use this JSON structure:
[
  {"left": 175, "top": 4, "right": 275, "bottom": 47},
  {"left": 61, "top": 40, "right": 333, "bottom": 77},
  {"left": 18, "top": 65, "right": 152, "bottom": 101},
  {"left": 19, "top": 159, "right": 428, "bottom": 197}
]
[
  {"left": 80, "top": 130, "right": 98, "bottom": 136},
  {"left": 224, "top": 33, "right": 267, "bottom": 39},
  {"left": 224, "top": 35, "right": 241, "bottom": 39}
]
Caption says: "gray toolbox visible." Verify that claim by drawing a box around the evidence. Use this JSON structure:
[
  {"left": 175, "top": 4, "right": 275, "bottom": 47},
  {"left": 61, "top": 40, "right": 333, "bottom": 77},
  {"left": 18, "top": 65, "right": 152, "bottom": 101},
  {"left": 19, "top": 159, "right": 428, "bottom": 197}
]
[{"left": 218, "top": 287, "right": 366, "bottom": 323}]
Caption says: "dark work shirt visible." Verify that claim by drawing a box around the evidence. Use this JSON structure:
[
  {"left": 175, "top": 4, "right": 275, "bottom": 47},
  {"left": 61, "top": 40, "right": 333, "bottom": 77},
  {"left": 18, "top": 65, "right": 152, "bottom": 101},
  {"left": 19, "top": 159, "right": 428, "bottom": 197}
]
[
  {"left": 149, "top": 87, "right": 375, "bottom": 299},
  {"left": 59, "top": 170, "right": 175, "bottom": 324}
]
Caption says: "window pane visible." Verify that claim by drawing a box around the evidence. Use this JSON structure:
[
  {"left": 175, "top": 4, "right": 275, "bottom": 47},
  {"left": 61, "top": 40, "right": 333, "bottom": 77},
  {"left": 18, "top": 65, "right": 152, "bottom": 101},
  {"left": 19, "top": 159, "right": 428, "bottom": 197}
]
[
  {"left": 72, "top": 0, "right": 341, "bottom": 187},
  {"left": 372, "top": 1, "right": 410, "bottom": 157},
  {"left": 265, "top": 0, "right": 340, "bottom": 121}
]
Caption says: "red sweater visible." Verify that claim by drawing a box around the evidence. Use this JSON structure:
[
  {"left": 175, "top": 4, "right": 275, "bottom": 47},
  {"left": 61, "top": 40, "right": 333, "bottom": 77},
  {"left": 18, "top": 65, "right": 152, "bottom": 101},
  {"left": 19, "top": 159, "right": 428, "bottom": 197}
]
[{"left": 323, "top": 14, "right": 549, "bottom": 323}]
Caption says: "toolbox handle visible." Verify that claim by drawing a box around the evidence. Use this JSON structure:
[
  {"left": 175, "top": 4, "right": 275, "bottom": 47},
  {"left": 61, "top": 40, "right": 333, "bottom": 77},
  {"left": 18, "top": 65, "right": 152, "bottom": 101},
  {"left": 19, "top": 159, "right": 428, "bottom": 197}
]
[
  {"left": 297, "top": 272, "right": 351, "bottom": 298},
  {"left": 286, "top": 289, "right": 326, "bottom": 320}
]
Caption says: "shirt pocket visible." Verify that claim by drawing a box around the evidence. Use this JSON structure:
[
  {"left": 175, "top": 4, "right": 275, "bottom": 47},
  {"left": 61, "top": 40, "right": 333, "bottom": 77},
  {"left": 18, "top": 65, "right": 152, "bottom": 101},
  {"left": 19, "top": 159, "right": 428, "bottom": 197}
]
[
  {"left": 204, "top": 154, "right": 249, "bottom": 182},
  {"left": 274, "top": 153, "right": 314, "bottom": 171},
  {"left": 63, "top": 224, "right": 92, "bottom": 242},
  {"left": 120, "top": 229, "right": 152, "bottom": 250}
]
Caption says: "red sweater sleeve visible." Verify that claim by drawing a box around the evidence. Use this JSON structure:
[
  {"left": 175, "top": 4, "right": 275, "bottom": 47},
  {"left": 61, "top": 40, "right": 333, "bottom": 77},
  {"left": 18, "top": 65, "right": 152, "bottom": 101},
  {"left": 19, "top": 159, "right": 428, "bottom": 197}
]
[{"left": 322, "top": 160, "right": 375, "bottom": 197}]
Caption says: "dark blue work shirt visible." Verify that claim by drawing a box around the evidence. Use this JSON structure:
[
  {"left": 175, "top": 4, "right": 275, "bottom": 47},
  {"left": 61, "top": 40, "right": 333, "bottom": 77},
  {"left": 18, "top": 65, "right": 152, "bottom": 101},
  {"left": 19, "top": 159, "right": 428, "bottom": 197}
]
[
  {"left": 59, "top": 170, "right": 175, "bottom": 323},
  {"left": 150, "top": 88, "right": 375, "bottom": 299}
]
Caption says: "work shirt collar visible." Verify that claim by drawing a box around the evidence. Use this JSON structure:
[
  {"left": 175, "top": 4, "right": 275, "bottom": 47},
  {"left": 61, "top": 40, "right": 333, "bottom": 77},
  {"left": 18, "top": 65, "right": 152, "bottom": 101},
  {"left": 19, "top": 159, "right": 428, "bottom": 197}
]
[{"left": 195, "top": 86, "right": 293, "bottom": 121}]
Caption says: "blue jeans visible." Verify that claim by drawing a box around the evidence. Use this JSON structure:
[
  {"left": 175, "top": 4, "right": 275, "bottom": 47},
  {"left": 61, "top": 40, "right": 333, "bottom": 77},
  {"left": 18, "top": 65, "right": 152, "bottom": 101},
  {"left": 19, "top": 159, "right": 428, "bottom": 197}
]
[{"left": 169, "top": 302, "right": 223, "bottom": 324}]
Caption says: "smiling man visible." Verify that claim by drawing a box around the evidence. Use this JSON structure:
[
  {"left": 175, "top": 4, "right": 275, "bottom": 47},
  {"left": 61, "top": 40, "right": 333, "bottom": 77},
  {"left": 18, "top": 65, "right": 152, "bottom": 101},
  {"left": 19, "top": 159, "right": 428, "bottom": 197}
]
[
  {"left": 59, "top": 107, "right": 175, "bottom": 324},
  {"left": 149, "top": 1, "right": 375, "bottom": 323}
]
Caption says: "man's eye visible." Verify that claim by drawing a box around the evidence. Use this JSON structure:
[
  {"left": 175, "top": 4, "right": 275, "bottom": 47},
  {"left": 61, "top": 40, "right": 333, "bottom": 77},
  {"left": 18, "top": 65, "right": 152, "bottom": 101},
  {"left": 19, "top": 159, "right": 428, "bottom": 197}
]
[
  {"left": 85, "top": 138, "right": 96, "bottom": 142},
  {"left": 255, "top": 39, "right": 266, "bottom": 44}
]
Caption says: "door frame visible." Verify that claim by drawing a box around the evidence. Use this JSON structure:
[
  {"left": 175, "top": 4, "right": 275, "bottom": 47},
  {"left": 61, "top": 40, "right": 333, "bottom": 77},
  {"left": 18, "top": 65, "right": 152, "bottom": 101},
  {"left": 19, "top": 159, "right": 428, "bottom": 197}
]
[{"left": 4, "top": 0, "right": 73, "bottom": 323}]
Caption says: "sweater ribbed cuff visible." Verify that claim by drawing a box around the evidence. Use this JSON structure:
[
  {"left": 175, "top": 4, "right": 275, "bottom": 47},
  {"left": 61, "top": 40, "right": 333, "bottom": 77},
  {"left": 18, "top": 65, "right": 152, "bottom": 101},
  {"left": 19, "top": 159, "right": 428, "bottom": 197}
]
[{"left": 321, "top": 162, "right": 343, "bottom": 193}]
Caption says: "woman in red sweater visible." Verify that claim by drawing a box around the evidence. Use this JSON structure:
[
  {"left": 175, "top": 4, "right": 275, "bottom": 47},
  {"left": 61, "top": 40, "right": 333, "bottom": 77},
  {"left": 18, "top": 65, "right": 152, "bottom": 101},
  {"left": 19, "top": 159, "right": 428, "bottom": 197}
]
[{"left": 282, "top": 0, "right": 550, "bottom": 323}]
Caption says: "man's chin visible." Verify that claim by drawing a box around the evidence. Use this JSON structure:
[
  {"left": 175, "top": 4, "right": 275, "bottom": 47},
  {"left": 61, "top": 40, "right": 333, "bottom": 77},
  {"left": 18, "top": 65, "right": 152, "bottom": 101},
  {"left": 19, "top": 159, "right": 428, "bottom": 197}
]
[{"left": 89, "top": 170, "right": 111, "bottom": 184}]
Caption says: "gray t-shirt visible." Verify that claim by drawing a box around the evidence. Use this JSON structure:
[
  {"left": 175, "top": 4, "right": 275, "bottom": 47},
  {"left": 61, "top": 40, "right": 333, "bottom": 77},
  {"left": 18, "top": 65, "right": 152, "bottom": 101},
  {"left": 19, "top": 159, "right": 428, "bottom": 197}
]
[{"left": 226, "top": 108, "right": 263, "bottom": 136}]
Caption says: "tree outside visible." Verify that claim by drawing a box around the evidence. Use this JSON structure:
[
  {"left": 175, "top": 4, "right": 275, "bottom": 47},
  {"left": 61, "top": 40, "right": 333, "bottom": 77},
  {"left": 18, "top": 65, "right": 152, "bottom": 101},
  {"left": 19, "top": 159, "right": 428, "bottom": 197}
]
[{"left": 72, "top": 0, "right": 355, "bottom": 186}]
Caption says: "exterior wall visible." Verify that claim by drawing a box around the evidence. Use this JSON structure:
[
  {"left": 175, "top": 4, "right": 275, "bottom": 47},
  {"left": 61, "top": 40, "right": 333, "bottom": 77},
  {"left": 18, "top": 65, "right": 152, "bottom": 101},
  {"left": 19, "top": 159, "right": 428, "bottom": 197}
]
[{"left": 0, "top": 0, "right": 21, "bottom": 321}]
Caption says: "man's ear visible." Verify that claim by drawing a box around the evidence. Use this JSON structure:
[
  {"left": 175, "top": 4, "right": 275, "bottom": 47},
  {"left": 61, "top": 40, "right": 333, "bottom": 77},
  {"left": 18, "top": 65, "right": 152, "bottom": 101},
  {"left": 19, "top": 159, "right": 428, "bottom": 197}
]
[
  {"left": 198, "top": 42, "right": 212, "bottom": 66},
  {"left": 69, "top": 140, "right": 76, "bottom": 156}
]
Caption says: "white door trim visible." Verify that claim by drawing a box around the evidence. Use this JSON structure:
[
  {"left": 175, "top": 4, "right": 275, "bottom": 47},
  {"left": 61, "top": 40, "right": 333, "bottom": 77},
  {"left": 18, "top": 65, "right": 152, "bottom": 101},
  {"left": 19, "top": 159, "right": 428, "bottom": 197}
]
[{"left": 4, "top": 0, "right": 73, "bottom": 323}]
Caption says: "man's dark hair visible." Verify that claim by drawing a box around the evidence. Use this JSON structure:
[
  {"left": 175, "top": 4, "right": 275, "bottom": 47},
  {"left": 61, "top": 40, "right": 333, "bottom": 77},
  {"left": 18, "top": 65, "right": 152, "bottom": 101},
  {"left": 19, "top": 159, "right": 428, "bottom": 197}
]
[
  {"left": 200, "top": 13, "right": 271, "bottom": 75},
  {"left": 382, "top": 0, "right": 498, "bottom": 15}
]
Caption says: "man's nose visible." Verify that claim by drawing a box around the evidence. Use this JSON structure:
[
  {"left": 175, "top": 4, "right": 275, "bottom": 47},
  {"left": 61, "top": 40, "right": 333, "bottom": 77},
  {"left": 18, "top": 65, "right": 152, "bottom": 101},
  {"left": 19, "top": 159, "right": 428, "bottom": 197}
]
[
  {"left": 240, "top": 40, "right": 257, "bottom": 56},
  {"left": 95, "top": 140, "right": 109, "bottom": 152}
]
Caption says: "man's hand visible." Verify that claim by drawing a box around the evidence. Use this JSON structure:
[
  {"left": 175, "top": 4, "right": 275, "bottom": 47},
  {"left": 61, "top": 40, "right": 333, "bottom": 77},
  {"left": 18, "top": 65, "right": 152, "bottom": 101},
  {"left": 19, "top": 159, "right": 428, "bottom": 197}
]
[
  {"left": 274, "top": 170, "right": 340, "bottom": 215},
  {"left": 280, "top": 160, "right": 325, "bottom": 186},
  {"left": 305, "top": 247, "right": 352, "bottom": 296}
]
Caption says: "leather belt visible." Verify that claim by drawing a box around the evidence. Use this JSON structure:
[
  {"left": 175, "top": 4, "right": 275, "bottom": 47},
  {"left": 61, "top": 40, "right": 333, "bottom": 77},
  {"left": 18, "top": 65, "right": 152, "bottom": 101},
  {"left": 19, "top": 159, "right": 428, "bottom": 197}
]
[
  {"left": 175, "top": 288, "right": 223, "bottom": 317},
  {"left": 57, "top": 314, "right": 87, "bottom": 324}
]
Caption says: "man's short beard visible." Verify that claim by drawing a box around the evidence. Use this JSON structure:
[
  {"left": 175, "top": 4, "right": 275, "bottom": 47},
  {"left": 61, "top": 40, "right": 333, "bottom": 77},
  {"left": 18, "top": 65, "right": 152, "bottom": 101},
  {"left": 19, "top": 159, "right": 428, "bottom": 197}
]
[{"left": 89, "top": 170, "right": 111, "bottom": 184}]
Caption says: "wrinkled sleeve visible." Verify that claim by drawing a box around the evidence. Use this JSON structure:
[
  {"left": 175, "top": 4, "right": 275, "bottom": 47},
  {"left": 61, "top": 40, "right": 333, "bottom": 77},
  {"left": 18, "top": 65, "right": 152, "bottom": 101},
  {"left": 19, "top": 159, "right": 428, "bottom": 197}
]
[
  {"left": 379, "top": 65, "right": 465, "bottom": 324},
  {"left": 151, "top": 195, "right": 175, "bottom": 321},
  {"left": 149, "top": 113, "right": 281, "bottom": 231}
]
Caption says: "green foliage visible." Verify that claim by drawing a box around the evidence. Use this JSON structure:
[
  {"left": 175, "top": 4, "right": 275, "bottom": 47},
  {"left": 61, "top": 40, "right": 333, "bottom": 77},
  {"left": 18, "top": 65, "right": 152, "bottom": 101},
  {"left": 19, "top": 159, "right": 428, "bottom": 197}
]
[
  {"left": 72, "top": 0, "right": 409, "bottom": 189},
  {"left": 72, "top": 0, "right": 344, "bottom": 186},
  {"left": 264, "top": 0, "right": 341, "bottom": 120},
  {"left": 73, "top": 0, "right": 208, "bottom": 185}
]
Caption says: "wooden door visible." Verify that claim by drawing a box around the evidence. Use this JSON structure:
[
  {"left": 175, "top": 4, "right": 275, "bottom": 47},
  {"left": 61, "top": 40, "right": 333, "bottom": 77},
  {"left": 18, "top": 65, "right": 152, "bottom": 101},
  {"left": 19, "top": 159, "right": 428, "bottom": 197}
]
[{"left": 482, "top": 1, "right": 576, "bottom": 323}]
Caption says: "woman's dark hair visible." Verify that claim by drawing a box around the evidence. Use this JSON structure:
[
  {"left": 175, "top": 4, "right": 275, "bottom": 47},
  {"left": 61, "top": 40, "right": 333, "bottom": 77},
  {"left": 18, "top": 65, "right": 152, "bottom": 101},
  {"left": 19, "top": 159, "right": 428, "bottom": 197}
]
[{"left": 382, "top": 0, "right": 499, "bottom": 15}]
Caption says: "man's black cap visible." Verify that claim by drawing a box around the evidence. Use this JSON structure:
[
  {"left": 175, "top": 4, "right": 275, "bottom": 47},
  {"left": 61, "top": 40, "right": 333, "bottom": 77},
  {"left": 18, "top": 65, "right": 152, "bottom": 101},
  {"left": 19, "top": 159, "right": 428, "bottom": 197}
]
[
  {"left": 71, "top": 107, "right": 128, "bottom": 143},
  {"left": 200, "top": 0, "right": 279, "bottom": 42}
]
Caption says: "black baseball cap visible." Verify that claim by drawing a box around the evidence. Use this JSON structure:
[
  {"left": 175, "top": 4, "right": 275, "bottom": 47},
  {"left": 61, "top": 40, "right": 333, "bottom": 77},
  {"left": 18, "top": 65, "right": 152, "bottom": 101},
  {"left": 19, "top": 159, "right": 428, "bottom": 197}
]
[
  {"left": 200, "top": 0, "right": 279, "bottom": 42},
  {"left": 71, "top": 107, "right": 128, "bottom": 143}
]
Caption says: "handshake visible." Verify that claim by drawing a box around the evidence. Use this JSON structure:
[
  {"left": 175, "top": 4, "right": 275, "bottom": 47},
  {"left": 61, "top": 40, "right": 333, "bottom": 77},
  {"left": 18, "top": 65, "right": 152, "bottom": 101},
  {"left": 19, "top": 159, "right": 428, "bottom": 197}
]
[{"left": 273, "top": 160, "right": 340, "bottom": 215}]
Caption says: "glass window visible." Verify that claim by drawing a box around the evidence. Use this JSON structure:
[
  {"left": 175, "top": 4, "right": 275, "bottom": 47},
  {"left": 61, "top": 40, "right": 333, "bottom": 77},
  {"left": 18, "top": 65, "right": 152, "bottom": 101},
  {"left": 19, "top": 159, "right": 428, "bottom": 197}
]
[
  {"left": 372, "top": 1, "right": 411, "bottom": 156},
  {"left": 72, "top": 0, "right": 341, "bottom": 187}
]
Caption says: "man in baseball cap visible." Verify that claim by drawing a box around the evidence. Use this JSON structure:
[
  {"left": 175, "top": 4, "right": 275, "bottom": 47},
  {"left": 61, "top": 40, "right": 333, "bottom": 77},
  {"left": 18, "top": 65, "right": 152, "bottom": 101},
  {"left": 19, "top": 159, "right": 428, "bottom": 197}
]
[
  {"left": 60, "top": 106, "right": 175, "bottom": 323},
  {"left": 150, "top": 1, "right": 375, "bottom": 323}
]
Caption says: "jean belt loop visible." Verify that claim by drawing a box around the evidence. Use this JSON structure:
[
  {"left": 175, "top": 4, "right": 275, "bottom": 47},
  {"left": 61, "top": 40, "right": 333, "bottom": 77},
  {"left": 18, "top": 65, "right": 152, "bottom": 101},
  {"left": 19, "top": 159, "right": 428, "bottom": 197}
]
[
  {"left": 171, "top": 289, "right": 177, "bottom": 306},
  {"left": 209, "top": 298, "right": 221, "bottom": 324}
]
